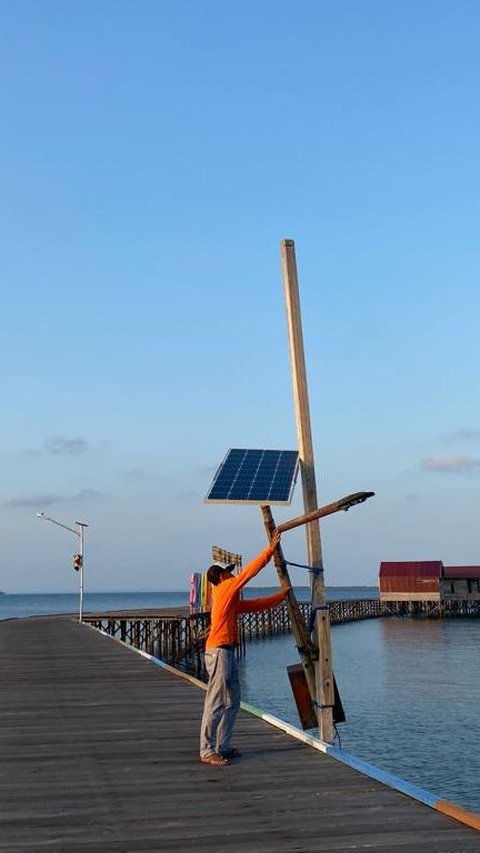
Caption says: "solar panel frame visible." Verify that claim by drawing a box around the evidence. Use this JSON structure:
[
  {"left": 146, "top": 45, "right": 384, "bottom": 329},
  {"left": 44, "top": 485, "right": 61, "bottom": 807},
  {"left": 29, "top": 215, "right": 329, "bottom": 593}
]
[{"left": 205, "top": 448, "right": 300, "bottom": 505}]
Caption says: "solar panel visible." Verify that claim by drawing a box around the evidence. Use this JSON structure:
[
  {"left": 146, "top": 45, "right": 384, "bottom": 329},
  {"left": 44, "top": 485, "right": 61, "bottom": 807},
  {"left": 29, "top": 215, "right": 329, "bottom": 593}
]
[{"left": 205, "top": 448, "right": 300, "bottom": 505}]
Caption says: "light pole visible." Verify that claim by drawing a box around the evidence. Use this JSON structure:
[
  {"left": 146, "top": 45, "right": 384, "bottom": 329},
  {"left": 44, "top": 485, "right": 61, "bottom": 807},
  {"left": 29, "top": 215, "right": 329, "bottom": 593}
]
[{"left": 36, "top": 512, "right": 89, "bottom": 622}]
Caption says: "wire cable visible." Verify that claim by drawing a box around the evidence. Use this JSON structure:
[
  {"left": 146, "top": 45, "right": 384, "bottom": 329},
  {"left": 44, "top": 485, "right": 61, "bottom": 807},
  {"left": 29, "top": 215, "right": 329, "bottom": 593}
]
[{"left": 285, "top": 560, "right": 323, "bottom": 575}]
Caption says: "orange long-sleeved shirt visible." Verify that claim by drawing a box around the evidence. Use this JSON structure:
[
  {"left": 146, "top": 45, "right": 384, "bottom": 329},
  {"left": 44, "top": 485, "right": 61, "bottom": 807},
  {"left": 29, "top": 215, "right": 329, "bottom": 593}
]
[{"left": 205, "top": 544, "right": 287, "bottom": 650}]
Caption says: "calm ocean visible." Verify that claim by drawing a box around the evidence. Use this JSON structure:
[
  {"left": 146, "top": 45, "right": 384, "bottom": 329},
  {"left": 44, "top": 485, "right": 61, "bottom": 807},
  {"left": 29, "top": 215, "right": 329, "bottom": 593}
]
[{"left": 2, "top": 587, "right": 479, "bottom": 813}]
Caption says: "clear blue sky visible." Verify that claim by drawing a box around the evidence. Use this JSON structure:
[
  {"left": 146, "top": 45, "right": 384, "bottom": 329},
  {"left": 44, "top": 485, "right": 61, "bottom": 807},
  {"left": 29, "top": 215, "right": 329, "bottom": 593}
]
[{"left": 2, "top": 1, "right": 479, "bottom": 592}]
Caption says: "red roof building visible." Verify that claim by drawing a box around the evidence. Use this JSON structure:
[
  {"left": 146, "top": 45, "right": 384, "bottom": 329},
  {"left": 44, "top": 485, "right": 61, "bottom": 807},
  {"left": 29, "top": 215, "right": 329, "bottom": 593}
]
[
  {"left": 442, "top": 566, "right": 480, "bottom": 598},
  {"left": 444, "top": 565, "right": 480, "bottom": 579},
  {"left": 379, "top": 561, "right": 443, "bottom": 601},
  {"left": 379, "top": 561, "right": 480, "bottom": 601}
]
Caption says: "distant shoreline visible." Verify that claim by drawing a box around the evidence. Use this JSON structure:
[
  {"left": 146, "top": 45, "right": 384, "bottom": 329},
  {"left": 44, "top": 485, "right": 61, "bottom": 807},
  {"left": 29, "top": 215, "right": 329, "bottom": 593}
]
[{"left": 0, "top": 585, "right": 377, "bottom": 597}]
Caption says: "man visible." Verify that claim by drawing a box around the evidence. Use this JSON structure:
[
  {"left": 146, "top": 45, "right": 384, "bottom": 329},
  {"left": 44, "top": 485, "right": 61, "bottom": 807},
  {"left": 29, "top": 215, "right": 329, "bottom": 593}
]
[{"left": 199, "top": 530, "right": 288, "bottom": 766}]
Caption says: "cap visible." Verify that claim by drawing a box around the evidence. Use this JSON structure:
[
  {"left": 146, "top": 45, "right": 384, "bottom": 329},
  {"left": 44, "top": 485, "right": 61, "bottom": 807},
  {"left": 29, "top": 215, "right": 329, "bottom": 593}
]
[{"left": 206, "top": 563, "right": 236, "bottom": 585}]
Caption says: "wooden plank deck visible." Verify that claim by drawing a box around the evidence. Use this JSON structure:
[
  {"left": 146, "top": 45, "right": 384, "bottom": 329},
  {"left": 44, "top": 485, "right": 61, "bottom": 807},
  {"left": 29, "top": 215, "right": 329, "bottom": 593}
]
[{"left": 1, "top": 616, "right": 478, "bottom": 853}]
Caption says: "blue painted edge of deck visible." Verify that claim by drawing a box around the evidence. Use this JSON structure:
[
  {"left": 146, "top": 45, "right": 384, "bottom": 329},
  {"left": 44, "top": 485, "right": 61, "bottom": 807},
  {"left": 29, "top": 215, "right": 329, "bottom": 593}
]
[
  {"left": 239, "top": 701, "right": 480, "bottom": 832},
  {"left": 88, "top": 625, "right": 480, "bottom": 832},
  {"left": 241, "top": 701, "right": 437, "bottom": 806}
]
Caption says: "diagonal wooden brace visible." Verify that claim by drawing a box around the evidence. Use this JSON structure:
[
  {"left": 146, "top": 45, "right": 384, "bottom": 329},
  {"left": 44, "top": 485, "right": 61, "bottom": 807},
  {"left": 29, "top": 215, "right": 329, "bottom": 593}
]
[{"left": 261, "top": 505, "right": 318, "bottom": 701}]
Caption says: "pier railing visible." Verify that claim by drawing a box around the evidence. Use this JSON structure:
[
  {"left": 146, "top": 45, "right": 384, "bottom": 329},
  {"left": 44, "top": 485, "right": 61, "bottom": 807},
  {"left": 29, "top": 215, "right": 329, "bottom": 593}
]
[
  {"left": 240, "top": 597, "right": 390, "bottom": 641},
  {"left": 85, "top": 597, "right": 391, "bottom": 670}
]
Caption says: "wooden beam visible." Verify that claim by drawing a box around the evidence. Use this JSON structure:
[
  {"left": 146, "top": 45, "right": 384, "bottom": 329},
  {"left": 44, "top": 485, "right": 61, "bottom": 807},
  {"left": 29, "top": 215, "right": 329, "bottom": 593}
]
[
  {"left": 275, "top": 491, "right": 374, "bottom": 534},
  {"left": 261, "top": 505, "right": 317, "bottom": 700}
]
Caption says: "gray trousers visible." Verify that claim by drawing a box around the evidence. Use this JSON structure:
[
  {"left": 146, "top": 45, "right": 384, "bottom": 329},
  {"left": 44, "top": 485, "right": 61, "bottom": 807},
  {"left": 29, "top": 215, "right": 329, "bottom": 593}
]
[{"left": 200, "top": 647, "right": 241, "bottom": 757}]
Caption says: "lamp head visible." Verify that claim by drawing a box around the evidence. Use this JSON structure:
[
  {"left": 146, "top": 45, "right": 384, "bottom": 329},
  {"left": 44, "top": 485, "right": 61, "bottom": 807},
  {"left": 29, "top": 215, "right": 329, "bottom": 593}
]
[{"left": 338, "top": 491, "right": 375, "bottom": 511}]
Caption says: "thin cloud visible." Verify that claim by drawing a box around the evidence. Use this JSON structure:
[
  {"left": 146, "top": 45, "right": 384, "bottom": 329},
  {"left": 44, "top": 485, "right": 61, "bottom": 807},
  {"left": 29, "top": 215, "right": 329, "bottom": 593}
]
[
  {"left": 198, "top": 463, "right": 219, "bottom": 476},
  {"left": 441, "top": 429, "right": 480, "bottom": 444},
  {"left": 174, "top": 489, "right": 201, "bottom": 502},
  {"left": 125, "top": 468, "right": 161, "bottom": 483},
  {"left": 5, "top": 489, "right": 104, "bottom": 508},
  {"left": 5, "top": 493, "right": 62, "bottom": 508},
  {"left": 44, "top": 436, "right": 88, "bottom": 456},
  {"left": 420, "top": 455, "right": 480, "bottom": 474},
  {"left": 74, "top": 489, "right": 104, "bottom": 502},
  {"left": 403, "top": 493, "right": 421, "bottom": 503}
]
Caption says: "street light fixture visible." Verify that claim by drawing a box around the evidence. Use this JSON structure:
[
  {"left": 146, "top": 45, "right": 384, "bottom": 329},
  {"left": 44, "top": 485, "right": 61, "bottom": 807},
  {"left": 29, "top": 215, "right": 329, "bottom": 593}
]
[{"left": 36, "top": 512, "right": 88, "bottom": 622}]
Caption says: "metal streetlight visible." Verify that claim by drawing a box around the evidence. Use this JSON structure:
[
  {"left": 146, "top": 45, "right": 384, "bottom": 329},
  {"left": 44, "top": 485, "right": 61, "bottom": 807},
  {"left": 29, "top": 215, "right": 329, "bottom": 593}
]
[{"left": 36, "top": 512, "right": 88, "bottom": 622}]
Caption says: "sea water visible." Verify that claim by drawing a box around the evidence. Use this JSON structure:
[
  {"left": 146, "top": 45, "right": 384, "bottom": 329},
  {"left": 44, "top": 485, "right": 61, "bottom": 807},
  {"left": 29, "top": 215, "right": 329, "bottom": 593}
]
[
  {"left": 239, "top": 613, "right": 480, "bottom": 812},
  {"left": 0, "top": 590, "right": 189, "bottom": 621},
  {"left": 2, "top": 587, "right": 479, "bottom": 812}
]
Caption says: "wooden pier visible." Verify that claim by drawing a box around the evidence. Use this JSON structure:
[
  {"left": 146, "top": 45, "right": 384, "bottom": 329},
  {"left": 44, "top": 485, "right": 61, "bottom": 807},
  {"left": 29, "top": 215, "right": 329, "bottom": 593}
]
[
  {"left": 1, "top": 614, "right": 479, "bottom": 851},
  {"left": 385, "top": 599, "right": 480, "bottom": 617}
]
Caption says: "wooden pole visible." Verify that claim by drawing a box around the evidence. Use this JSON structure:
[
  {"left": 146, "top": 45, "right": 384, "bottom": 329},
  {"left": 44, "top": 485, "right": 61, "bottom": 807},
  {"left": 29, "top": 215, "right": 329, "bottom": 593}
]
[
  {"left": 280, "top": 238, "right": 334, "bottom": 743},
  {"left": 261, "top": 505, "right": 317, "bottom": 698},
  {"left": 275, "top": 491, "right": 374, "bottom": 534}
]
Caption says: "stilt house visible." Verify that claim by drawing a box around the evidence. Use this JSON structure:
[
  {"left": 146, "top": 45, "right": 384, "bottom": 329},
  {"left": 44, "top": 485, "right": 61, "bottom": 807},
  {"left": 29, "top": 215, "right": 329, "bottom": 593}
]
[
  {"left": 379, "top": 561, "right": 480, "bottom": 602},
  {"left": 441, "top": 566, "right": 480, "bottom": 600}
]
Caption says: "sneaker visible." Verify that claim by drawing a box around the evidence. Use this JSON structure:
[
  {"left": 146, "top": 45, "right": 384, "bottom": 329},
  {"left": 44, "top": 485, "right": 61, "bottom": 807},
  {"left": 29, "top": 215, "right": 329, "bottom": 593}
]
[
  {"left": 219, "top": 748, "right": 241, "bottom": 759},
  {"left": 200, "top": 752, "right": 230, "bottom": 766}
]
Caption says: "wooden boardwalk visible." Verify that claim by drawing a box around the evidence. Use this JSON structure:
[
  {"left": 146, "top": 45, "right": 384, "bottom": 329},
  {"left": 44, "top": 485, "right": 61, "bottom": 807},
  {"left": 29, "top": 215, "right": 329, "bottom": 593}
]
[{"left": 1, "top": 617, "right": 479, "bottom": 853}]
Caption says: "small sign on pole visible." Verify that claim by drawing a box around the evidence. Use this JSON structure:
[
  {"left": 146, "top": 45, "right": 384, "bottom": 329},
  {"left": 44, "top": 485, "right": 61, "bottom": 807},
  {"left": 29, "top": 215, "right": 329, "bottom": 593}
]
[{"left": 211, "top": 546, "right": 242, "bottom": 568}]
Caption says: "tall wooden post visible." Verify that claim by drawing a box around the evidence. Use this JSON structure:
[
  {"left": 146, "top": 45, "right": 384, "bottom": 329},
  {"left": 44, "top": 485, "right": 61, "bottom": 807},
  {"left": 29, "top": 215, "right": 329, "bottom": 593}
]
[{"left": 280, "top": 238, "right": 335, "bottom": 743}]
